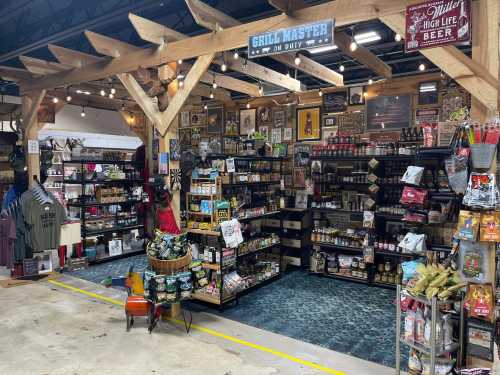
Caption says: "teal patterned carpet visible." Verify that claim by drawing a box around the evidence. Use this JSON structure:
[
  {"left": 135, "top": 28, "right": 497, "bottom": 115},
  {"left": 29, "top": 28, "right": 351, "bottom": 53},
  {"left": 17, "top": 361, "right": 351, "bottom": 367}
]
[{"left": 69, "top": 255, "right": 401, "bottom": 368}]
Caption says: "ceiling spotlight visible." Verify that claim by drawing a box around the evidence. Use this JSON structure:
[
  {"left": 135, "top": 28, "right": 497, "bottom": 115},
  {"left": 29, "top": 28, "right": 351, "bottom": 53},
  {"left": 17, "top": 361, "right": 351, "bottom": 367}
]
[
  {"left": 203, "top": 104, "right": 208, "bottom": 110},
  {"left": 349, "top": 40, "right": 358, "bottom": 51},
  {"left": 294, "top": 53, "right": 301, "bottom": 66},
  {"left": 221, "top": 61, "right": 227, "bottom": 72},
  {"left": 419, "top": 62, "right": 426, "bottom": 71},
  {"left": 80, "top": 107, "right": 86, "bottom": 117},
  {"left": 318, "top": 88, "right": 323, "bottom": 97},
  {"left": 66, "top": 95, "right": 72, "bottom": 102},
  {"left": 246, "top": 102, "right": 250, "bottom": 109},
  {"left": 109, "top": 93, "right": 114, "bottom": 99},
  {"left": 178, "top": 59, "right": 183, "bottom": 65},
  {"left": 52, "top": 97, "right": 59, "bottom": 104},
  {"left": 368, "top": 77, "right": 373, "bottom": 85},
  {"left": 395, "top": 33, "right": 402, "bottom": 42},
  {"left": 233, "top": 51, "right": 239, "bottom": 60},
  {"left": 100, "top": 89, "right": 106, "bottom": 96},
  {"left": 339, "top": 64, "right": 345, "bottom": 72},
  {"left": 209, "top": 91, "right": 214, "bottom": 99}
]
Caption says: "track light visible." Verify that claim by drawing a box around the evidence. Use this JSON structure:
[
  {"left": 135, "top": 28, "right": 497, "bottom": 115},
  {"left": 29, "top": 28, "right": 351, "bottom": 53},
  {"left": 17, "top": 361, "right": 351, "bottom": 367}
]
[
  {"left": 395, "top": 33, "right": 402, "bottom": 42},
  {"left": 418, "top": 62, "right": 426, "bottom": 71},
  {"left": 349, "top": 40, "right": 358, "bottom": 51},
  {"left": 339, "top": 64, "right": 345, "bottom": 72},
  {"left": 209, "top": 91, "right": 214, "bottom": 99},
  {"left": 80, "top": 107, "right": 86, "bottom": 117},
  {"left": 110, "top": 87, "right": 116, "bottom": 95},
  {"left": 294, "top": 53, "right": 301, "bottom": 66},
  {"left": 246, "top": 102, "right": 250, "bottom": 109},
  {"left": 52, "top": 97, "right": 59, "bottom": 104},
  {"left": 368, "top": 77, "right": 373, "bottom": 85},
  {"left": 233, "top": 51, "right": 239, "bottom": 60},
  {"left": 100, "top": 89, "right": 106, "bottom": 96},
  {"left": 318, "top": 88, "right": 323, "bottom": 97},
  {"left": 66, "top": 95, "right": 72, "bottom": 102}
]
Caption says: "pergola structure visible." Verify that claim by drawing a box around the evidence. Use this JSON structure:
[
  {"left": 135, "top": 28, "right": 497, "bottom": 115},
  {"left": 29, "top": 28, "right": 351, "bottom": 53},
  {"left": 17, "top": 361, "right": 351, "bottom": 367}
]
[{"left": 0, "top": 0, "right": 499, "bottom": 220}]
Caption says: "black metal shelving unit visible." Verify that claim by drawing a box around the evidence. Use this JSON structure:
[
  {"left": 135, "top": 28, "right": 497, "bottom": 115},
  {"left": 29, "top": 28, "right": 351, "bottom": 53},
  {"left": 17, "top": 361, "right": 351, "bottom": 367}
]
[{"left": 63, "top": 159, "right": 146, "bottom": 264}]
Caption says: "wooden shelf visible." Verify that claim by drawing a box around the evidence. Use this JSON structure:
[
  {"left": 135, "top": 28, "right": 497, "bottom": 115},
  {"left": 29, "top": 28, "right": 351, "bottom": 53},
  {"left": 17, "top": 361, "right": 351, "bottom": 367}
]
[
  {"left": 202, "top": 262, "right": 220, "bottom": 270},
  {"left": 192, "top": 291, "right": 235, "bottom": 305},
  {"left": 188, "top": 212, "right": 212, "bottom": 217},
  {"left": 186, "top": 228, "right": 220, "bottom": 236}
]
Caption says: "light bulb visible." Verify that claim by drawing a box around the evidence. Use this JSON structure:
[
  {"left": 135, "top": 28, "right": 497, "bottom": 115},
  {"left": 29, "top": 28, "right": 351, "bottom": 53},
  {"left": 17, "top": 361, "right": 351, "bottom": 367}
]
[
  {"left": 210, "top": 91, "right": 214, "bottom": 99},
  {"left": 349, "top": 41, "right": 358, "bottom": 51},
  {"left": 363, "top": 91, "right": 368, "bottom": 98},
  {"left": 258, "top": 85, "right": 263, "bottom": 95},
  {"left": 339, "top": 64, "right": 345, "bottom": 72},
  {"left": 100, "top": 89, "right": 106, "bottom": 96},
  {"left": 368, "top": 78, "right": 373, "bottom": 85},
  {"left": 178, "top": 59, "right": 183, "bottom": 65},
  {"left": 246, "top": 103, "right": 250, "bottom": 109},
  {"left": 110, "top": 87, "right": 116, "bottom": 95},
  {"left": 294, "top": 54, "right": 301, "bottom": 66},
  {"left": 80, "top": 108, "right": 86, "bottom": 117},
  {"left": 204, "top": 104, "right": 208, "bottom": 110},
  {"left": 233, "top": 51, "right": 239, "bottom": 60},
  {"left": 66, "top": 95, "right": 72, "bottom": 102},
  {"left": 179, "top": 79, "right": 184, "bottom": 88},
  {"left": 419, "top": 63, "right": 426, "bottom": 71},
  {"left": 109, "top": 93, "right": 114, "bottom": 99},
  {"left": 395, "top": 33, "right": 402, "bottom": 42},
  {"left": 212, "top": 81, "right": 217, "bottom": 89},
  {"left": 318, "top": 89, "right": 323, "bottom": 97},
  {"left": 52, "top": 97, "right": 59, "bottom": 104},
  {"left": 221, "top": 62, "right": 227, "bottom": 72},
  {"left": 286, "top": 71, "right": 290, "bottom": 78}
]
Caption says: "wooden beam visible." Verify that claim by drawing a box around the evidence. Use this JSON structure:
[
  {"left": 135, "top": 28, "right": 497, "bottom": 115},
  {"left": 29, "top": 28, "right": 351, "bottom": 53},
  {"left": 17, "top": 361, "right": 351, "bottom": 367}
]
[
  {"left": 117, "top": 72, "right": 161, "bottom": 126},
  {"left": 192, "top": 83, "right": 232, "bottom": 102},
  {"left": 48, "top": 44, "right": 103, "bottom": 68},
  {"left": 23, "top": 0, "right": 424, "bottom": 92},
  {"left": 380, "top": 12, "right": 499, "bottom": 112},
  {"left": 158, "top": 53, "right": 215, "bottom": 136},
  {"left": 334, "top": 32, "right": 392, "bottom": 79},
  {"left": 130, "top": 13, "right": 302, "bottom": 92},
  {"left": 185, "top": 0, "right": 343, "bottom": 86},
  {"left": 268, "top": 0, "right": 305, "bottom": 15},
  {"left": 199, "top": 71, "right": 261, "bottom": 97},
  {"left": 19, "top": 55, "right": 72, "bottom": 75},
  {"left": 85, "top": 30, "right": 141, "bottom": 57},
  {"left": 0, "top": 65, "right": 32, "bottom": 82}
]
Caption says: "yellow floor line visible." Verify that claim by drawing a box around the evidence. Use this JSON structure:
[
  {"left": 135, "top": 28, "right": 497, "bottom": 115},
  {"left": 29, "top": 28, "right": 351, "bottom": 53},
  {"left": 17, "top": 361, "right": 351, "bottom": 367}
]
[{"left": 48, "top": 279, "right": 346, "bottom": 375}]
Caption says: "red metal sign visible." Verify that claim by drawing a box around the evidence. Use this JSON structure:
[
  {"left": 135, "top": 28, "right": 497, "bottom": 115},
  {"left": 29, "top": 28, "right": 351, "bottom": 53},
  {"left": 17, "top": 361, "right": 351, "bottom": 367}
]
[{"left": 405, "top": 0, "right": 471, "bottom": 52}]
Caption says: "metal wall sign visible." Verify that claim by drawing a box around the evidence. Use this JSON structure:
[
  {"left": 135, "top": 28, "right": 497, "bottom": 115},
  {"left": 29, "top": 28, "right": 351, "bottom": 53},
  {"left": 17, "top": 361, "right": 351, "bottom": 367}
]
[
  {"left": 248, "top": 19, "right": 334, "bottom": 58},
  {"left": 405, "top": 0, "right": 471, "bottom": 52}
]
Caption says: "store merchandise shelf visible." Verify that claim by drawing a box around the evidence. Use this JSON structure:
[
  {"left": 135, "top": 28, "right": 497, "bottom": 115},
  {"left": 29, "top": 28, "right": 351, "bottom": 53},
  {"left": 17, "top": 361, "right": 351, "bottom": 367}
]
[
  {"left": 188, "top": 212, "right": 213, "bottom": 217},
  {"left": 399, "top": 337, "right": 459, "bottom": 356},
  {"left": 63, "top": 160, "right": 134, "bottom": 165},
  {"left": 187, "top": 192, "right": 218, "bottom": 197},
  {"left": 67, "top": 200, "right": 142, "bottom": 207},
  {"left": 239, "top": 273, "right": 281, "bottom": 294},
  {"left": 375, "top": 250, "right": 420, "bottom": 258},
  {"left": 89, "top": 249, "right": 145, "bottom": 265},
  {"left": 372, "top": 281, "right": 397, "bottom": 289},
  {"left": 192, "top": 291, "right": 235, "bottom": 305},
  {"left": 83, "top": 224, "right": 144, "bottom": 236},
  {"left": 312, "top": 207, "right": 364, "bottom": 215},
  {"left": 207, "top": 154, "right": 288, "bottom": 162},
  {"left": 311, "top": 272, "right": 369, "bottom": 284},
  {"left": 236, "top": 211, "right": 281, "bottom": 221},
  {"left": 401, "top": 291, "right": 455, "bottom": 306},
  {"left": 238, "top": 242, "right": 280, "bottom": 258},
  {"left": 375, "top": 212, "right": 404, "bottom": 220},
  {"left": 224, "top": 180, "right": 281, "bottom": 187},
  {"left": 186, "top": 228, "right": 220, "bottom": 236},
  {"left": 311, "top": 242, "right": 364, "bottom": 253},
  {"left": 63, "top": 179, "right": 144, "bottom": 185},
  {"left": 310, "top": 154, "right": 415, "bottom": 162}
]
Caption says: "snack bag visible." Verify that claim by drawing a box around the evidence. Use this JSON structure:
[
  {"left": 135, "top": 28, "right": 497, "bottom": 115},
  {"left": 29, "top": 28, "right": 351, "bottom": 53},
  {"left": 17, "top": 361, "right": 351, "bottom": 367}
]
[
  {"left": 465, "top": 284, "right": 494, "bottom": 322},
  {"left": 456, "top": 210, "right": 480, "bottom": 241},
  {"left": 401, "top": 166, "right": 425, "bottom": 186},
  {"left": 400, "top": 186, "right": 428, "bottom": 206},
  {"left": 479, "top": 212, "right": 500, "bottom": 242}
]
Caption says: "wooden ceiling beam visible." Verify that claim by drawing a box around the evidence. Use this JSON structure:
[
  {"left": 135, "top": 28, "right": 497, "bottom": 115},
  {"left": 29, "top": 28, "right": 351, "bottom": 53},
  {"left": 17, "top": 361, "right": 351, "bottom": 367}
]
[
  {"left": 192, "top": 83, "right": 233, "bottom": 102},
  {"left": 186, "top": 0, "right": 343, "bottom": 86},
  {"left": 199, "top": 71, "right": 262, "bottom": 97},
  {"left": 130, "top": 13, "right": 302, "bottom": 92},
  {"left": 0, "top": 65, "right": 33, "bottom": 82},
  {"left": 85, "top": 30, "right": 141, "bottom": 57},
  {"left": 158, "top": 53, "right": 215, "bottom": 136},
  {"left": 380, "top": 12, "right": 499, "bottom": 112},
  {"left": 23, "top": 0, "right": 425, "bottom": 92},
  {"left": 19, "top": 55, "right": 73, "bottom": 75},
  {"left": 48, "top": 44, "right": 104, "bottom": 68}
]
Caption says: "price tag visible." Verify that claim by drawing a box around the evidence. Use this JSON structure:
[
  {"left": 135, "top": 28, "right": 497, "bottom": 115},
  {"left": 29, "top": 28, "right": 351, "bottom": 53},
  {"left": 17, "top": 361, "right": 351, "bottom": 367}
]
[{"left": 28, "top": 140, "right": 39, "bottom": 154}]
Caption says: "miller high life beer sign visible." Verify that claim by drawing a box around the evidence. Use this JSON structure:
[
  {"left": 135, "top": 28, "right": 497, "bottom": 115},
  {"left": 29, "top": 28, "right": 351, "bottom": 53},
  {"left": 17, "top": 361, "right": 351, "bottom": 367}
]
[{"left": 405, "top": 0, "right": 471, "bottom": 52}]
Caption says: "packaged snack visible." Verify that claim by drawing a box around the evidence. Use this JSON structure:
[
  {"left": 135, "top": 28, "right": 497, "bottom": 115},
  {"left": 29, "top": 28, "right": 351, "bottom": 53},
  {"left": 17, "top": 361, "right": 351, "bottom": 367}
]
[
  {"left": 463, "top": 173, "right": 499, "bottom": 209},
  {"left": 408, "top": 350, "right": 422, "bottom": 372},
  {"left": 404, "top": 310, "right": 416, "bottom": 342},
  {"left": 421, "top": 356, "right": 454, "bottom": 375},
  {"left": 165, "top": 275, "right": 178, "bottom": 302},
  {"left": 442, "top": 314, "right": 453, "bottom": 350},
  {"left": 456, "top": 210, "right": 480, "bottom": 241},
  {"left": 415, "top": 308, "right": 425, "bottom": 344},
  {"left": 465, "top": 284, "right": 494, "bottom": 322},
  {"left": 479, "top": 212, "right": 500, "bottom": 242},
  {"left": 401, "top": 166, "right": 425, "bottom": 186},
  {"left": 400, "top": 186, "right": 428, "bottom": 206},
  {"left": 458, "top": 241, "right": 490, "bottom": 283},
  {"left": 177, "top": 271, "right": 193, "bottom": 299}
]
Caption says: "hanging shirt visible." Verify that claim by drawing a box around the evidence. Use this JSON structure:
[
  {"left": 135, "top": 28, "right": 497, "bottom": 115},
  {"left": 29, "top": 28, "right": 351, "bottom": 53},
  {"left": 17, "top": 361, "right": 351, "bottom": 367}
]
[
  {"left": 21, "top": 191, "right": 66, "bottom": 253},
  {"left": 0, "top": 216, "right": 15, "bottom": 267}
]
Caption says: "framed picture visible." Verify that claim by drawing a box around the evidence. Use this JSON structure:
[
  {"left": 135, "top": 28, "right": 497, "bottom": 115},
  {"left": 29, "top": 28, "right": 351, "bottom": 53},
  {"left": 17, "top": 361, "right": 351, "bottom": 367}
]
[
  {"left": 273, "top": 109, "right": 286, "bottom": 127},
  {"left": 207, "top": 107, "right": 223, "bottom": 134},
  {"left": 169, "top": 139, "right": 180, "bottom": 161},
  {"left": 239, "top": 109, "right": 256, "bottom": 135},
  {"left": 296, "top": 106, "right": 321, "bottom": 141},
  {"left": 191, "top": 127, "right": 201, "bottom": 146},
  {"left": 418, "top": 81, "right": 438, "bottom": 105},
  {"left": 259, "top": 126, "right": 269, "bottom": 141},
  {"left": 179, "top": 128, "right": 191, "bottom": 145},
  {"left": 294, "top": 144, "right": 311, "bottom": 167},
  {"left": 180, "top": 111, "right": 190, "bottom": 128},
  {"left": 293, "top": 168, "right": 306, "bottom": 188},
  {"left": 283, "top": 127, "right": 293, "bottom": 142},
  {"left": 366, "top": 95, "right": 411, "bottom": 131},
  {"left": 159, "top": 152, "right": 169, "bottom": 174},
  {"left": 271, "top": 128, "right": 282, "bottom": 144},
  {"left": 257, "top": 107, "right": 273, "bottom": 124},
  {"left": 322, "top": 126, "right": 338, "bottom": 142},
  {"left": 323, "top": 114, "right": 338, "bottom": 128},
  {"left": 190, "top": 110, "right": 206, "bottom": 127},
  {"left": 323, "top": 91, "right": 348, "bottom": 113},
  {"left": 37, "top": 102, "right": 56, "bottom": 124},
  {"left": 349, "top": 86, "right": 365, "bottom": 105},
  {"left": 224, "top": 111, "right": 239, "bottom": 135}
]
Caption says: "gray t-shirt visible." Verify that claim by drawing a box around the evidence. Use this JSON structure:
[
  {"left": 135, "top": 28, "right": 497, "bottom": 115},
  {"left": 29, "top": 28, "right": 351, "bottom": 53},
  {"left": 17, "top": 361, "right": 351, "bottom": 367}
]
[{"left": 21, "top": 191, "right": 66, "bottom": 252}]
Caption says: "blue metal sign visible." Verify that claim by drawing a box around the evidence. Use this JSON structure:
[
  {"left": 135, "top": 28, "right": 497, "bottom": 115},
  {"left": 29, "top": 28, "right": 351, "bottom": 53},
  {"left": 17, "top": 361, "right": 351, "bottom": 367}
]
[{"left": 248, "top": 19, "right": 335, "bottom": 58}]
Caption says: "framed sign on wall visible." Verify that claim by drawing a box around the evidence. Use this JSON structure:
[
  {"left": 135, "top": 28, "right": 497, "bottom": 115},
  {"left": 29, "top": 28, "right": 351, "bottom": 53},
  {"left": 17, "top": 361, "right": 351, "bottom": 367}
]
[
  {"left": 366, "top": 95, "right": 412, "bottom": 131},
  {"left": 323, "top": 91, "right": 347, "bottom": 113},
  {"left": 296, "top": 106, "right": 321, "bottom": 141}
]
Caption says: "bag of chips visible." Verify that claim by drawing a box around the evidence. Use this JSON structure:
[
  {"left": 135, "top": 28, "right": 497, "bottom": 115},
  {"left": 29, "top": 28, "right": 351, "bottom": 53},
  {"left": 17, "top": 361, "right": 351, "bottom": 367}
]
[
  {"left": 401, "top": 166, "right": 425, "bottom": 186},
  {"left": 400, "top": 186, "right": 428, "bottom": 206},
  {"left": 465, "top": 283, "right": 495, "bottom": 322},
  {"left": 479, "top": 212, "right": 500, "bottom": 242},
  {"left": 456, "top": 210, "right": 480, "bottom": 241}
]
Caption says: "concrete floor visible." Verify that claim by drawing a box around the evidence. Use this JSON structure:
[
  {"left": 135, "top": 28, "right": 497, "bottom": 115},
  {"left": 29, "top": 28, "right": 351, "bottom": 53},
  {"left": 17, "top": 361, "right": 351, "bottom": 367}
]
[{"left": 0, "top": 270, "right": 396, "bottom": 375}]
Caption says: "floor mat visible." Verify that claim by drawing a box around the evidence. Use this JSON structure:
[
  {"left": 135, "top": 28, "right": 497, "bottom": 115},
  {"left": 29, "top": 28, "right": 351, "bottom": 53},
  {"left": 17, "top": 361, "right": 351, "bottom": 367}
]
[{"left": 68, "top": 256, "right": 403, "bottom": 368}]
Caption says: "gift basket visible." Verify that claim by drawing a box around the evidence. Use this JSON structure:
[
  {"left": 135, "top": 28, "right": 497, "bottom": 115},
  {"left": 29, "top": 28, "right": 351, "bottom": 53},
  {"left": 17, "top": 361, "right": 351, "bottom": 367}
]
[{"left": 146, "top": 230, "right": 192, "bottom": 274}]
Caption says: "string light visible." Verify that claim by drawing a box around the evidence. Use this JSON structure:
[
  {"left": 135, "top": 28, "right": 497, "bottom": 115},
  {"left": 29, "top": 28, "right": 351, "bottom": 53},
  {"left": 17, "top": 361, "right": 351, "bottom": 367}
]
[
  {"left": 368, "top": 77, "right": 373, "bottom": 85},
  {"left": 178, "top": 59, "right": 183, "bottom": 65},
  {"left": 121, "top": 103, "right": 125, "bottom": 111},
  {"left": 100, "top": 89, "right": 106, "bottom": 96},
  {"left": 258, "top": 84, "right": 263, "bottom": 95},
  {"left": 80, "top": 107, "right": 86, "bottom": 117},
  {"left": 179, "top": 78, "right": 184, "bottom": 88},
  {"left": 209, "top": 91, "right": 214, "bottom": 99},
  {"left": 246, "top": 102, "right": 250, "bottom": 109},
  {"left": 419, "top": 62, "right": 426, "bottom": 71},
  {"left": 52, "top": 97, "right": 59, "bottom": 104},
  {"left": 286, "top": 70, "right": 290, "bottom": 78},
  {"left": 110, "top": 86, "right": 116, "bottom": 95},
  {"left": 204, "top": 104, "right": 208, "bottom": 110},
  {"left": 212, "top": 75, "right": 217, "bottom": 89},
  {"left": 395, "top": 33, "right": 402, "bottom": 42},
  {"left": 66, "top": 95, "right": 72, "bottom": 102},
  {"left": 318, "top": 88, "right": 323, "bottom": 97},
  {"left": 221, "top": 61, "right": 227, "bottom": 72},
  {"left": 339, "top": 64, "right": 345, "bottom": 72},
  {"left": 294, "top": 53, "right": 301, "bottom": 66},
  {"left": 109, "top": 93, "right": 114, "bottom": 99},
  {"left": 349, "top": 40, "right": 358, "bottom": 51},
  {"left": 233, "top": 51, "right": 239, "bottom": 60}
]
